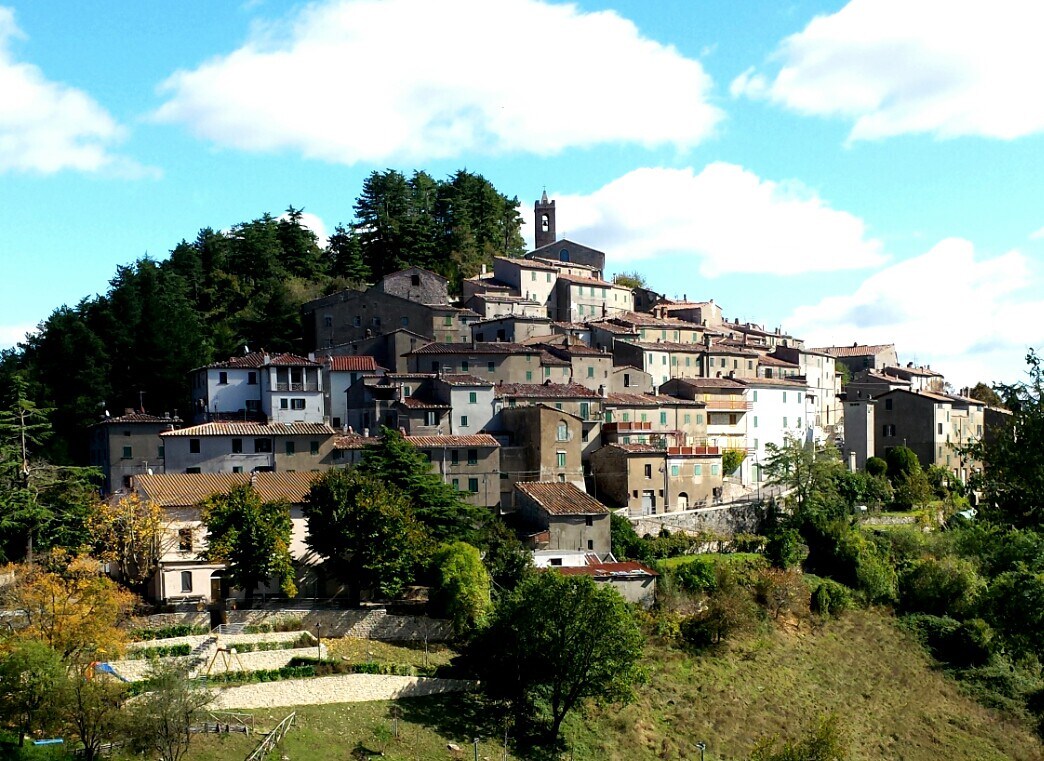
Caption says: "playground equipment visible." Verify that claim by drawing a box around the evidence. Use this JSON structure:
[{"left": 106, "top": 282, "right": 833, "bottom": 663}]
[{"left": 205, "top": 645, "right": 247, "bottom": 677}]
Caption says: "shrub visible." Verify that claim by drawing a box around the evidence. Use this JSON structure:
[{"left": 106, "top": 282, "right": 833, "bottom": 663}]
[
  {"left": 131, "top": 624, "right": 208, "bottom": 641},
  {"left": 866, "top": 457, "right": 888, "bottom": 478},
  {"left": 126, "top": 643, "right": 192, "bottom": 659},
  {"left": 755, "top": 568, "right": 810, "bottom": 621},
  {"left": 733, "top": 533, "right": 766, "bottom": 553},
  {"left": 899, "top": 556, "right": 983, "bottom": 617},
  {"left": 673, "top": 558, "right": 716, "bottom": 593},
  {"left": 885, "top": 446, "right": 921, "bottom": 483},
  {"left": 902, "top": 614, "right": 994, "bottom": 667},
  {"left": 272, "top": 616, "right": 304, "bottom": 632},
  {"left": 765, "top": 528, "right": 807, "bottom": 570},
  {"left": 810, "top": 579, "right": 852, "bottom": 618}
]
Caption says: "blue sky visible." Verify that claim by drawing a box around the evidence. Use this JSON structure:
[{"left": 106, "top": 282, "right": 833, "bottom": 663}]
[{"left": 2, "top": 0, "right": 1043, "bottom": 388}]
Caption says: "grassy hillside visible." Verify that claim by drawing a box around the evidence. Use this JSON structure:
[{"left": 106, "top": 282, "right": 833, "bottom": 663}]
[{"left": 183, "top": 610, "right": 1041, "bottom": 761}]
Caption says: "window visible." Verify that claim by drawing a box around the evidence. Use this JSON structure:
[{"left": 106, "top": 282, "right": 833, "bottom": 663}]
[
  {"left": 531, "top": 271, "right": 536, "bottom": 281},
  {"left": 444, "top": 315, "right": 453, "bottom": 326},
  {"left": 185, "top": 467, "right": 201, "bottom": 474},
  {"left": 580, "top": 402, "right": 589, "bottom": 419},
  {"left": 585, "top": 516, "right": 593, "bottom": 527},
  {"left": 587, "top": 540, "right": 594, "bottom": 551},
  {"left": 694, "top": 464, "right": 702, "bottom": 476},
  {"left": 189, "top": 438, "right": 200, "bottom": 454},
  {"left": 310, "top": 441, "right": 320, "bottom": 456},
  {"left": 582, "top": 428, "right": 589, "bottom": 442},
  {"left": 557, "top": 451, "right": 567, "bottom": 468},
  {"left": 544, "top": 367, "right": 551, "bottom": 378},
  {"left": 487, "top": 361, "right": 495, "bottom": 373},
  {"left": 180, "top": 571, "right": 193, "bottom": 593},
  {"left": 158, "top": 445, "right": 165, "bottom": 459},
  {"left": 525, "top": 371, "right": 533, "bottom": 381},
  {"left": 644, "top": 464, "right": 652, "bottom": 479},
  {"left": 424, "top": 411, "right": 437, "bottom": 426},
  {"left": 232, "top": 438, "right": 243, "bottom": 454},
  {"left": 798, "top": 392, "right": 803, "bottom": 403},
  {"left": 660, "top": 412, "right": 668, "bottom": 425},
  {"left": 218, "top": 371, "right": 228, "bottom": 385},
  {"left": 353, "top": 316, "right": 361, "bottom": 327},
  {"left": 285, "top": 441, "right": 295, "bottom": 455},
  {"left": 452, "top": 478, "right": 460, "bottom": 490},
  {"left": 938, "top": 422, "right": 944, "bottom": 434},
  {"left": 587, "top": 366, "right": 594, "bottom": 378},
  {"left": 711, "top": 464, "right": 719, "bottom": 475},
  {"left": 254, "top": 438, "right": 272, "bottom": 453},
  {"left": 401, "top": 316, "right": 409, "bottom": 327},
  {"left": 461, "top": 361, "right": 470, "bottom": 372},
  {"left": 232, "top": 465, "right": 243, "bottom": 473},
  {"left": 280, "top": 398, "right": 289, "bottom": 409},
  {"left": 246, "top": 399, "right": 260, "bottom": 412},
  {"left": 291, "top": 398, "right": 306, "bottom": 410},
  {"left": 468, "top": 449, "right": 478, "bottom": 465},
  {"left": 121, "top": 446, "right": 132, "bottom": 459},
  {"left": 623, "top": 373, "right": 631, "bottom": 387},
  {"left": 671, "top": 465, "right": 679, "bottom": 477},
  {"left": 555, "top": 402, "right": 563, "bottom": 411},
  {"left": 248, "top": 371, "right": 257, "bottom": 385},
  {"left": 752, "top": 390, "right": 758, "bottom": 402},
  {"left": 468, "top": 478, "right": 479, "bottom": 493},
  {"left": 753, "top": 416, "right": 758, "bottom": 428},
  {"left": 469, "top": 391, "right": 477, "bottom": 403},
  {"left": 411, "top": 274, "right": 420, "bottom": 286},
  {"left": 178, "top": 529, "right": 193, "bottom": 552},
  {"left": 783, "top": 417, "right": 788, "bottom": 428},
  {"left": 783, "top": 392, "right": 787, "bottom": 403},
  {"left": 460, "top": 415, "right": 469, "bottom": 427}
]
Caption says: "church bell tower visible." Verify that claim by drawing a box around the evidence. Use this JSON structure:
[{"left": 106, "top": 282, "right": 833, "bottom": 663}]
[{"left": 534, "top": 190, "right": 556, "bottom": 249}]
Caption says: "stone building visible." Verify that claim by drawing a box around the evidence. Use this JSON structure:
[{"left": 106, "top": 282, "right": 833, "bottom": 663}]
[
  {"left": 589, "top": 442, "right": 723, "bottom": 515},
  {"left": 161, "top": 421, "right": 338, "bottom": 474},
  {"left": 404, "top": 433, "right": 501, "bottom": 510},
  {"left": 89, "top": 411, "right": 179, "bottom": 494},
  {"left": 494, "top": 405, "right": 586, "bottom": 510},
  {"left": 514, "top": 481, "right": 611, "bottom": 556}
]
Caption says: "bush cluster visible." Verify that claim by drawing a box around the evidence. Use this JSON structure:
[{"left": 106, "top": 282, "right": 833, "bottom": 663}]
[
  {"left": 130, "top": 624, "right": 208, "bottom": 641},
  {"left": 242, "top": 616, "right": 305, "bottom": 634},
  {"left": 126, "top": 643, "right": 193, "bottom": 659}
]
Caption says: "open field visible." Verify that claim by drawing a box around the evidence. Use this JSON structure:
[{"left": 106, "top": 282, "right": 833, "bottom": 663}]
[{"left": 180, "top": 610, "right": 1041, "bottom": 761}]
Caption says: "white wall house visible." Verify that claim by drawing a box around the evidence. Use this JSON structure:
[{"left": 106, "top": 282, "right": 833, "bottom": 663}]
[
  {"left": 191, "top": 351, "right": 325, "bottom": 425},
  {"left": 492, "top": 257, "right": 558, "bottom": 308},
  {"left": 744, "top": 379, "right": 811, "bottom": 486}
]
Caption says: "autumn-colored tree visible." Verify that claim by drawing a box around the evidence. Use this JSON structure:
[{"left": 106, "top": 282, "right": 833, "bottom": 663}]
[
  {"left": 3, "top": 554, "right": 135, "bottom": 659},
  {"left": 89, "top": 494, "right": 168, "bottom": 596}
]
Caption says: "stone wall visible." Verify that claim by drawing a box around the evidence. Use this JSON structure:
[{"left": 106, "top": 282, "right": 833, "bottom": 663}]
[
  {"left": 224, "top": 608, "right": 453, "bottom": 641},
  {"left": 212, "top": 673, "right": 473, "bottom": 710},
  {"left": 633, "top": 502, "right": 766, "bottom": 538}
]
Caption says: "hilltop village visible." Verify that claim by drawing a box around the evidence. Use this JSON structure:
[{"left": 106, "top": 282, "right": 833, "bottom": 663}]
[{"left": 83, "top": 193, "right": 996, "bottom": 608}]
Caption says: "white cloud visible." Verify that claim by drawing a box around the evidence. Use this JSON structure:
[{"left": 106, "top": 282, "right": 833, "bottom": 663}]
[
  {"left": 1030, "top": 227, "right": 1044, "bottom": 240},
  {"left": 787, "top": 238, "right": 1044, "bottom": 386},
  {"left": 732, "top": 0, "right": 1044, "bottom": 142},
  {"left": 0, "top": 322, "right": 36, "bottom": 349},
  {"left": 0, "top": 7, "right": 141, "bottom": 174},
  {"left": 278, "top": 210, "right": 329, "bottom": 248},
  {"left": 153, "top": 0, "right": 723, "bottom": 163},
  {"left": 551, "top": 164, "right": 885, "bottom": 276}
]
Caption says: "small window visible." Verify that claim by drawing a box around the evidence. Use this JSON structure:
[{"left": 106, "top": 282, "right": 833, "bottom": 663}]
[
  {"left": 468, "top": 449, "right": 478, "bottom": 465},
  {"left": 885, "top": 398, "right": 893, "bottom": 410},
  {"left": 557, "top": 422, "right": 568, "bottom": 441},
  {"left": 487, "top": 361, "right": 495, "bottom": 373},
  {"left": 525, "top": 371, "right": 533, "bottom": 381},
  {"left": 644, "top": 464, "right": 652, "bottom": 479},
  {"left": 232, "top": 465, "right": 244, "bottom": 473},
  {"left": 461, "top": 361, "right": 470, "bottom": 372},
  {"left": 353, "top": 316, "right": 361, "bottom": 327},
  {"left": 469, "top": 391, "right": 477, "bottom": 403},
  {"left": 694, "top": 464, "right": 702, "bottom": 476},
  {"left": 711, "top": 464, "right": 719, "bottom": 475},
  {"left": 180, "top": 571, "right": 193, "bottom": 593},
  {"left": 291, "top": 398, "right": 306, "bottom": 410},
  {"left": 248, "top": 371, "right": 257, "bottom": 385},
  {"left": 218, "top": 371, "right": 228, "bottom": 385},
  {"left": 310, "top": 441, "right": 320, "bottom": 455},
  {"left": 280, "top": 398, "right": 289, "bottom": 409},
  {"left": 468, "top": 478, "right": 479, "bottom": 493},
  {"left": 452, "top": 478, "right": 460, "bottom": 490},
  {"left": 411, "top": 274, "right": 420, "bottom": 286},
  {"left": 185, "top": 467, "right": 201, "bottom": 474},
  {"left": 451, "top": 449, "right": 459, "bottom": 465},
  {"left": 460, "top": 415, "right": 469, "bottom": 428},
  {"left": 178, "top": 528, "right": 193, "bottom": 553},
  {"left": 121, "top": 446, "right": 132, "bottom": 460},
  {"left": 324, "top": 315, "right": 333, "bottom": 328},
  {"left": 401, "top": 316, "right": 409, "bottom": 327},
  {"left": 189, "top": 438, "right": 200, "bottom": 454},
  {"left": 254, "top": 438, "right": 272, "bottom": 453},
  {"left": 246, "top": 399, "right": 260, "bottom": 412},
  {"left": 671, "top": 465, "right": 679, "bottom": 477},
  {"left": 158, "top": 445, "right": 165, "bottom": 459},
  {"left": 285, "top": 441, "right": 295, "bottom": 455},
  {"left": 556, "top": 451, "right": 567, "bottom": 468},
  {"left": 587, "top": 540, "right": 594, "bottom": 550},
  {"left": 585, "top": 516, "right": 593, "bottom": 527},
  {"left": 231, "top": 438, "right": 243, "bottom": 454}
]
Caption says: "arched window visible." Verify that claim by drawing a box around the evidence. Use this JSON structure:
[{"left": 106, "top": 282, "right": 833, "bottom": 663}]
[{"left": 556, "top": 421, "right": 568, "bottom": 441}]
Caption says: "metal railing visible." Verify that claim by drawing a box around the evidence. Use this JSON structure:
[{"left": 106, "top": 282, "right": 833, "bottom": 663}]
[{"left": 246, "top": 712, "right": 296, "bottom": 761}]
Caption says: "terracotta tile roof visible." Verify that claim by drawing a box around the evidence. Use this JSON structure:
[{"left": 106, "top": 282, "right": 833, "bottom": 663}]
[
  {"left": 529, "top": 256, "right": 599, "bottom": 272},
  {"left": 556, "top": 561, "right": 658, "bottom": 578},
  {"left": 758, "top": 355, "right": 800, "bottom": 367},
  {"left": 399, "top": 396, "right": 450, "bottom": 410},
  {"left": 493, "top": 255, "right": 559, "bottom": 272},
  {"left": 535, "top": 343, "right": 608, "bottom": 359},
  {"left": 624, "top": 340, "right": 706, "bottom": 352},
  {"left": 333, "top": 433, "right": 379, "bottom": 449},
  {"left": 590, "top": 321, "right": 639, "bottom": 335},
  {"left": 161, "top": 422, "right": 336, "bottom": 437},
  {"left": 436, "top": 374, "right": 495, "bottom": 387},
  {"left": 744, "top": 377, "right": 808, "bottom": 389},
  {"left": 494, "top": 381, "right": 601, "bottom": 399},
  {"left": 135, "top": 472, "right": 319, "bottom": 506},
  {"left": 555, "top": 272, "right": 619, "bottom": 288},
  {"left": 602, "top": 443, "right": 665, "bottom": 454},
  {"left": 812, "top": 343, "right": 895, "bottom": 358},
  {"left": 552, "top": 321, "right": 590, "bottom": 331},
  {"left": 662, "top": 377, "right": 747, "bottom": 390},
  {"left": 405, "top": 434, "right": 500, "bottom": 448},
  {"left": 324, "top": 355, "right": 384, "bottom": 372},
  {"left": 883, "top": 365, "right": 943, "bottom": 378},
  {"left": 471, "top": 314, "right": 550, "bottom": 326},
  {"left": 515, "top": 481, "right": 609, "bottom": 515},
  {"left": 407, "top": 342, "right": 539, "bottom": 355},
  {"left": 95, "top": 412, "right": 174, "bottom": 425},
  {"left": 599, "top": 312, "right": 700, "bottom": 329},
  {"left": 603, "top": 392, "right": 662, "bottom": 407},
  {"left": 202, "top": 351, "right": 320, "bottom": 370},
  {"left": 528, "top": 237, "right": 606, "bottom": 258},
  {"left": 539, "top": 351, "right": 571, "bottom": 367}
]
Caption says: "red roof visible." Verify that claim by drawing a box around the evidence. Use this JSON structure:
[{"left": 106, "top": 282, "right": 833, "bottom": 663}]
[
  {"left": 162, "top": 422, "right": 335, "bottom": 437},
  {"left": 95, "top": 412, "right": 174, "bottom": 425},
  {"left": 514, "top": 482, "right": 609, "bottom": 515},
  {"left": 556, "top": 561, "right": 658, "bottom": 579},
  {"left": 405, "top": 434, "right": 500, "bottom": 448},
  {"left": 325, "top": 355, "right": 383, "bottom": 372},
  {"left": 493, "top": 381, "right": 601, "bottom": 399},
  {"left": 202, "top": 351, "right": 320, "bottom": 369}
]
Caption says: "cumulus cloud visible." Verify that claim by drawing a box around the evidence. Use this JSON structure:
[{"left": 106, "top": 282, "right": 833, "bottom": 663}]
[
  {"left": 153, "top": 0, "right": 723, "bottom": 163},
  {"left": 551, "top": 164, "right": 885, "bottom": 276},
  {"left": 0, "top": 7, "right": 142, "bottom": 174},
  {"left": 788, "top": 238, "right": 1044, "bottom": 386},
  {"left": 732, "top": 0, "right": 1044, "bottom": 142},
  {"left": 278, "top": 210, "right": 328, "bottom": 248}
]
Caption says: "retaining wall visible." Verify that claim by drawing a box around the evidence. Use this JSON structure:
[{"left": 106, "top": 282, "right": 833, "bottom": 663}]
[
  {"left": 633, "top": 502, "right": 766, "bottom": 538},
  {"left": 211, "top": 673, "right": 474, "bottom": 710}
]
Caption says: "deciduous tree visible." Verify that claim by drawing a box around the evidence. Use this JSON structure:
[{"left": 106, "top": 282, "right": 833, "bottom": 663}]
[
  {"left": 0, "top": 640, "right": 67, "bottom": 746},
  {"left": 124, "top": 662, "right": 210, "bottom": 761},
  {"left": 430, "top": 542, "right": 490, "bottom": 636},
  {"left": 200, "top": 485, "right": 297, "bottom": 601},
  {"left": 89, "top": 493, "right": 167, "bottom": 596}
]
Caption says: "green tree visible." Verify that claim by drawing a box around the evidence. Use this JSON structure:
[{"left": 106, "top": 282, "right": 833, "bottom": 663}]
[
  {"left": 765, "top": 527, "right": 807, "bottom": 570},
  {"left": 967, "top": 381, "right": 1003, "bottom": 408},
  {"left": 477, "top": 516, "right": 533, "bottom": 594},
  {"left": 361, "top": 427, "right": 483, "bottom": 543},
  {"left": 124, "top": 662, "right": 210, "bottom": 761},
  {"left": 610, "top": 512, "right": 652, "bottom": 562},
  {"left": 199, "top": 485, "right": 297, "bottom": 601},
  {"left": 964, "top": 351, "right": 1044, "bottom": 529},
  {"left": 612, "top": 271, "right": 647, "bottom": 289},
  {"left": 885, "top": 445, "right": 920, "bottom": 483},
  {"left": 63, "top": 668, "right": 127, "bottom": 761},
  {"left": 865, "top": 456, "right": 887, "bottom": 478},
  {"left": 893, "top": 469, "right": 933, "bottom": 510},
  {"left": 899, "top": 556, "right": 983, "bottom": 618},
  {"left": 722, "top": 448, "right": 746, "bottom": 476},
  {"left": 303, "top": 469, "right": 428, "bottom": 606},
  {"left": 430, "top": 541, "right": 491, "bottom": 636},
  {"left": 0, "top": 640, "right": 67, "bottom": 746},
  {"left": 749, "top": 715, "right": 847, "bottom": 761},
  {"left": 763, "top": 437, "right": 844, "bottom": 514},
  {"left": 469, "top": 572, "right": 644, "bottom": 744}
]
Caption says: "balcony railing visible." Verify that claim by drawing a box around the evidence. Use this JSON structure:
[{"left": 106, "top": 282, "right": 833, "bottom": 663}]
[
  {"left": 668, "top": 445, "right": 720, "bottom": 456},
  {"left": 700, "top": 398, "right": 751, "bottom": 411},
  {"left": 274, "top": 383, "right": 320, "bottom": 392}
]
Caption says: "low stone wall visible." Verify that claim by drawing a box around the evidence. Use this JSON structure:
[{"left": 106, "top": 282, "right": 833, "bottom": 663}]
[
  {"left": 633, "top": 502, "right": 766, "bottom": 538},
  {"left": 131, "top": 611, "right": 210, "bottom": 630},
  {"left": 211, "top": 674, "right": 474, "bottom": 710},
  {"left": 225, "top": 609, "right": 453, "bottom": 641},
  {"left": 126, "top": 630, "right": 312, "bottom": 652},
  {"left": 109, "top": 641, "right": 326, "bottom": 682}
]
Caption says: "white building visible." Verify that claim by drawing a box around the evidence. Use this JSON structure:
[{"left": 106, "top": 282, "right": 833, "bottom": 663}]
[
  {"left": 190, "top": 351, "right": 325, "bottom": 425},
  {"left": 744, "top": 378, "right": 811, "bottom": 486}
]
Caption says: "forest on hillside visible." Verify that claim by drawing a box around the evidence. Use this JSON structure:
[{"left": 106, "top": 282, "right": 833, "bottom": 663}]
[{"left": 0, "top": 169, "right": 525, "bottom": 465}]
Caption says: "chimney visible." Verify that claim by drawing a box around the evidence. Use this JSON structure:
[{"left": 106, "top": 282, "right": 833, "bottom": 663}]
[
  {"left": 598, "top": 384, "right": 607, "bottom": 398},
  {"left": 363, "top": 428, "right": 370, "bottom": 438},
  {"left": 249, "top": 471, "right": 258, "bottom": 487},
  {"left": 400, "top": 427, "right": 407, "bottom": 436},
  {"left": 124, "top": 407, "right": 134, "bottom": 416}
]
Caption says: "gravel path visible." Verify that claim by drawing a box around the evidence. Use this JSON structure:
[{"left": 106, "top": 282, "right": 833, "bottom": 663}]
[{"left": 210, "top": 674, "right": 474, "bottom": 709}]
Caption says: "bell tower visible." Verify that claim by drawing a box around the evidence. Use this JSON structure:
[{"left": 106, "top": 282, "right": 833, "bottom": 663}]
[{"left": 534, "top": 190, "right": 555, "bottom": 249}]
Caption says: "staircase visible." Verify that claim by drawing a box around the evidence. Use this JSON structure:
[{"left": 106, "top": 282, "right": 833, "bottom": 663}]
[{"left": 212, "top": 623, "right": 247, "bottom": 636}]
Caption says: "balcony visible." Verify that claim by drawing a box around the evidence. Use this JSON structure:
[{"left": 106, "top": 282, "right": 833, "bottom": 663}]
[
  {"left": 668, "top": 444, "right": 720, "bottom": 456},
  {"left": 274, "top": 383, "right": 320, "bottom": 392},
  {"left": 603, "top": 421, "right": 655, "bottom": 433},
  {"left": 700, "top": 398, "right": 750, "bottom": 411}
]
